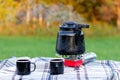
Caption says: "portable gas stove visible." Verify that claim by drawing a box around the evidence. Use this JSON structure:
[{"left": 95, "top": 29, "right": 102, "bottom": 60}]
[{"left": 56, "top": 21, "right": 89, "bottom": 67}]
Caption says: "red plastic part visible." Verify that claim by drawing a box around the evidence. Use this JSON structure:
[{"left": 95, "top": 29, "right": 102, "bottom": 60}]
[{"left": 64, "top": 59, "right": 83, "bottom": 67}]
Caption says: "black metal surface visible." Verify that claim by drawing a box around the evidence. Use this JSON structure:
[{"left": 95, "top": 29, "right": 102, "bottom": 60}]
[{"left": 56, "top": 21, "right": 89, "bottom": 55}]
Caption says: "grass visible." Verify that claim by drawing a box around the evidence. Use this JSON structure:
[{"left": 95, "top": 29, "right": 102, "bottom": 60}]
[
  {"left": 0, "top": 36, "right": 56, "bottom": 60},
  {"left": 85, "top": 36, "right": 120, "bottom": 61},
  {"left": 0, "top": 36, "right": 120, "bottom": 61}
]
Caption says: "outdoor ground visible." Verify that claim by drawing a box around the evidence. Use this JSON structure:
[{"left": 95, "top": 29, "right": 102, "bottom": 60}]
[{"left": 0, "top": 36, "right": 120, "bottom": 60}]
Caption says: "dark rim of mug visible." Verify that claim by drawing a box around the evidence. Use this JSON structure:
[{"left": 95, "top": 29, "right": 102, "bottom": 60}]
[
  {"left": 17, "top": 59, "right": 30, "bottom": 62},
  {"left": 50, "top": 59, "right": 63, "bottom": 62}
]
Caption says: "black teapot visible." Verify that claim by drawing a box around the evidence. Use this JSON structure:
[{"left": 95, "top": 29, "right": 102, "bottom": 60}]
[{"left": 56, "top": 21, "right": 89, "bottom": 55}]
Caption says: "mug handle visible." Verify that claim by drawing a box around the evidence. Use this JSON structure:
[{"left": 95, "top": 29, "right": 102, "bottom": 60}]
[{"left": 31, "top": 63, "right": 36, "bottom": 72}]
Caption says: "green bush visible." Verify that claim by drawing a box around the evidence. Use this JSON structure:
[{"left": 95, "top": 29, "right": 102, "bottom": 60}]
[{"left": 0, "top": 22, "right": 119, "bottom": 37}]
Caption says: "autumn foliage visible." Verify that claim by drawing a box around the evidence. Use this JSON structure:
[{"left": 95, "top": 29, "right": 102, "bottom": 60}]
[{"left": 0, "top": 0, "right": 119, "bottom": 36}]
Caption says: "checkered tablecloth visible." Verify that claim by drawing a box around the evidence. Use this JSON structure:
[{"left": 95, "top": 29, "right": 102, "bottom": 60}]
[{"left": 0, "top": 57, "right": 120, "bottom": 80}]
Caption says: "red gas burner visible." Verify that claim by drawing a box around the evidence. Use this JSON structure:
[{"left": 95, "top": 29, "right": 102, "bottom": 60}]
[{"left": 64, "top": 59, "right": 83, "bottom": 67}]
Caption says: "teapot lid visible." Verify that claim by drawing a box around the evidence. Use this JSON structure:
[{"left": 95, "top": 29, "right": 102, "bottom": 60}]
[
  {"left": 60, "top": 21, "right": 77, "bottom": 29},
  {"left": 60, "top": 21, "right": 89, "bottom": 30}
]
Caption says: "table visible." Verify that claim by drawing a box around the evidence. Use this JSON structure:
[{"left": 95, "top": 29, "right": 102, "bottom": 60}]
[{"left": 0, "top": 57, "right": 120, "bottom": 80}]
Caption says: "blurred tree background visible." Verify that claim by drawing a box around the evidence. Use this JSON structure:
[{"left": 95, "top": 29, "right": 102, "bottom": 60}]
[{"left": 0, "top": 0, "right": 120, "bottom": 37}]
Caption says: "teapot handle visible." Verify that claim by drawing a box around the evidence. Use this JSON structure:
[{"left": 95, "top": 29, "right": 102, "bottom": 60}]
[{"left": 77, "top": 24, "right": 89, "bottom": 28}]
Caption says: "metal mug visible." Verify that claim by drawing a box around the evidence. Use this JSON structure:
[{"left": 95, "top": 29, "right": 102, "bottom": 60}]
[
  {"left": 50, "top": 59, "right": 64, "bottom": 75},
  {"left": 16, "top": 59, "right": 36, "bottom": 75}
]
